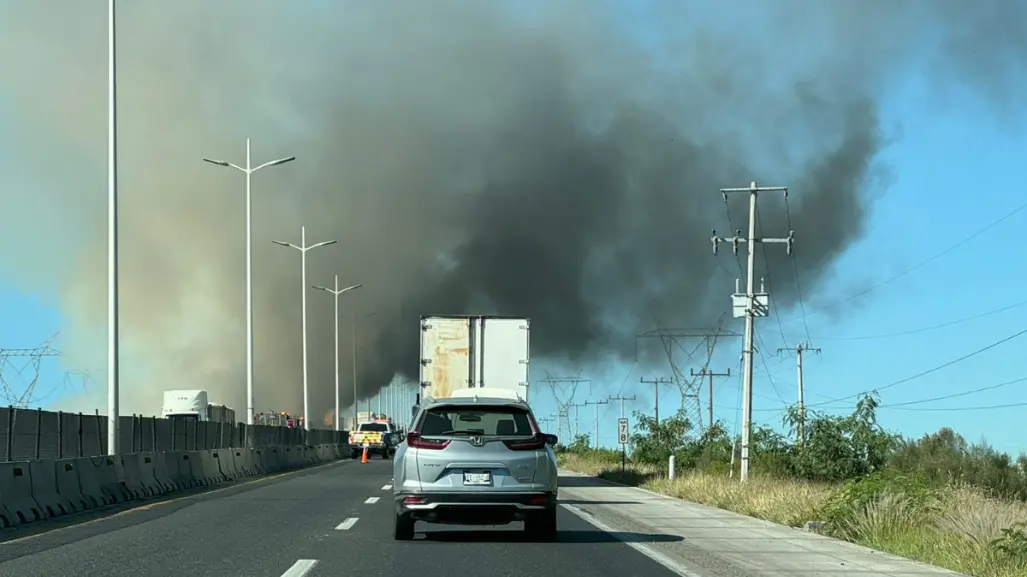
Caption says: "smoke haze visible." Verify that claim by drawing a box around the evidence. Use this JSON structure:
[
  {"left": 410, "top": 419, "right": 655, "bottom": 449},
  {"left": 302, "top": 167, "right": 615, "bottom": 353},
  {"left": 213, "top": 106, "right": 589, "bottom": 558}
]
[{"left": 0, "top": 0, "right": 1023, "bottom": 417}]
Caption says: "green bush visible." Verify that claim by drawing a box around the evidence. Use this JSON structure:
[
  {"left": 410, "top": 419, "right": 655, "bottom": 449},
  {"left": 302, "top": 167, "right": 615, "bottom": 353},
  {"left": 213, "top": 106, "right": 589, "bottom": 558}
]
[
  {"left": 991, "top": 522, "right": 1027, "bottom": 559},
  {"left": 820, "top": 471, "right": 936, "bottom": 526},
  {"left": 560, "top": 391, "right": 1027, "bottom": 503}
]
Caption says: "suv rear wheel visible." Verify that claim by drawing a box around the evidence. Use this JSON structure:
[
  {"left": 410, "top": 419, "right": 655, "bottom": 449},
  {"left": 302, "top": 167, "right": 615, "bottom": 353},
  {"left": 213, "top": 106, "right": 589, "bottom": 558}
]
[
  {"left": 524, "top": 507, "right": 557, "bottom": 541},
  {"left": 394, "top": 512, "right": 415, "bottom": 540}
]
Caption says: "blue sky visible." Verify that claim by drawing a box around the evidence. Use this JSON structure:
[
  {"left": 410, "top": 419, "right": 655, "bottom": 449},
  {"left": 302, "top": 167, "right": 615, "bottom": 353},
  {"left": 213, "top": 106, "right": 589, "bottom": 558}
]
[{"left": 2, "top": 2, "right": 1025, "bottom": 459}]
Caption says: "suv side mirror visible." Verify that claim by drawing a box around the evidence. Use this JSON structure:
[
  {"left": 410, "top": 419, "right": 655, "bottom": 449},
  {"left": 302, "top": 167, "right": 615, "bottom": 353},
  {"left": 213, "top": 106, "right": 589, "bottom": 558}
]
[{"left": 544, "top": 434, "right": 558, "bottom": 446}]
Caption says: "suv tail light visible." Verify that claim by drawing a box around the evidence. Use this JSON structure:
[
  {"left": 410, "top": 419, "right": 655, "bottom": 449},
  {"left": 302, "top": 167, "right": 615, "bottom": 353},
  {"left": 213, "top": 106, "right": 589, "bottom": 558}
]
[
  {"left": 503, "top": 434, "right": 546, "bottom": 451},
  {"left": 406, "top": 432, "right": 450, "bottom": 450}
]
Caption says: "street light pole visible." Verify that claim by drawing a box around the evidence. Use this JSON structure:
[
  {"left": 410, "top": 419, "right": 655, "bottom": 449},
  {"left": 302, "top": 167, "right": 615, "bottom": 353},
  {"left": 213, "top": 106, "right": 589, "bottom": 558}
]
[
  {"left": 203, "top": 140, "right": 296, "bottom": 427},
  {"left": 107, "top": 0, "right": 121, "bottom": 456},
  {"left": 273, "top": 226, "right": 336, "bottom": 431},
  {"left": 347, "top": 311, "right": 376, "bottom": 423},
  {"left": 312, "top": 276, "right": 362, "bottom": 431}
]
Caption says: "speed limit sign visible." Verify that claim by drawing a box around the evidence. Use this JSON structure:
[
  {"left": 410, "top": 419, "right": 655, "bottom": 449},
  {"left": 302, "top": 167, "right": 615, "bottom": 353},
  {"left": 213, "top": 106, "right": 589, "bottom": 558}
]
[{"left": 617, "top": 418, "right": 629, "bottom": 444}]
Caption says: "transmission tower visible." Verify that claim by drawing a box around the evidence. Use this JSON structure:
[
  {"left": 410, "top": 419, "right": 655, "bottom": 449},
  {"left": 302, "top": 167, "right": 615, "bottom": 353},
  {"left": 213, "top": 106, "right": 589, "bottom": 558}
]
[
  {"left": 636, "top": 317, "right": 740, "bottom": 431},
  {"left": 0, "top": 333, "right": 61, "bottom": 408},
  {"left": 537, "top": 373, "right": 590, "bottom": 441}
]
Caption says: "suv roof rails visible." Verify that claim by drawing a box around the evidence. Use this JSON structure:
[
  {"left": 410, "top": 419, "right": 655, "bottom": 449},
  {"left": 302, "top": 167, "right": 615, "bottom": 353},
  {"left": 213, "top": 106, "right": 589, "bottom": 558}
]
[{"left": 446, "top": 388, "right": 525, "bottom": 402}]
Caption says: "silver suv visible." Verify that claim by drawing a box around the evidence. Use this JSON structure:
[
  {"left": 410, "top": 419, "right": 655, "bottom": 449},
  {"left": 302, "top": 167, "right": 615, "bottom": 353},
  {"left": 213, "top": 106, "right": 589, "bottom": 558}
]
[{"left": 392, "top": 388, "right": 559, "bottom": 541}]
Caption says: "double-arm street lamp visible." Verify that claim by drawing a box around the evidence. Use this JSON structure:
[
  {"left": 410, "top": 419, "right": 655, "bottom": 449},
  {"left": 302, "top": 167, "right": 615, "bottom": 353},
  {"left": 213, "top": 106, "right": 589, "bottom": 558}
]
[
  {"left": 202, "top": 139, "right": 295, "bottom": 426},
  {"left": 312, "top": 277, "right": 362, "bottom": 431},
  {"left": 273, "top": 226, "right": 336, "bottom": 431}
]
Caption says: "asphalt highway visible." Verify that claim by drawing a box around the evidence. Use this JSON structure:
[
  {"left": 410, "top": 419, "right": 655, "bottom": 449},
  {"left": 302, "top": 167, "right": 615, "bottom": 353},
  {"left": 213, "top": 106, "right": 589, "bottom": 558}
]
[{"left": 0, "top": 459, "right": 694, "bottom": 577}]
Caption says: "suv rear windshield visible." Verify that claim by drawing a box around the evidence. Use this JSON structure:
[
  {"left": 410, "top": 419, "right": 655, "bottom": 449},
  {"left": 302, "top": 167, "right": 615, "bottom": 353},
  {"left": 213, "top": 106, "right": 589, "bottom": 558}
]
[
  {"left": 358, "top": 423, "right": 389, "bottom": 432},
  {"left": 419, "top": 405, "right": 534, "bottom": 436}
]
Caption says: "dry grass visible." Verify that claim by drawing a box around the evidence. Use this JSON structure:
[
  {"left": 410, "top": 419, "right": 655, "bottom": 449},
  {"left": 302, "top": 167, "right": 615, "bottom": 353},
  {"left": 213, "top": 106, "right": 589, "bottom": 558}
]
[{"left": 558, "top": 452, "right": 1027, "bottom": 577}]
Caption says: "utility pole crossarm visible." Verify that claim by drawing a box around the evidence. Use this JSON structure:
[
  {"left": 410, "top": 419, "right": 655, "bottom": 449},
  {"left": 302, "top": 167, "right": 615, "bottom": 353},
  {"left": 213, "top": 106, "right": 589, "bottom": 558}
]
[
  {"left": 639, "top": 377, "right": 673, "bottom": 423},
  {"left": 711, "top": 182, "right": 793, "bottom": 257}
]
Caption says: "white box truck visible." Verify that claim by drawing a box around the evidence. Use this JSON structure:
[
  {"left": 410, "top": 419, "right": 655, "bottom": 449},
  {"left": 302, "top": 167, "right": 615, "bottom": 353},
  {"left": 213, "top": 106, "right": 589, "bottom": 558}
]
[
  {"left": 418, "top": 315, "right": 530, "bottom": 404},
  {"left": 161, "top": 389, "right": 236, "bottom": 423}
]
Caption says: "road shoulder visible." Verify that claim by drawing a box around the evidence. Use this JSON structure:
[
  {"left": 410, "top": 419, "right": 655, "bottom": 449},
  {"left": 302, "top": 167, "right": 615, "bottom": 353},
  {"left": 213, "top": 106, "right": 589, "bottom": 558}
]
[{"left": 558, "top": 470, "right": 968, "bottom": 577}]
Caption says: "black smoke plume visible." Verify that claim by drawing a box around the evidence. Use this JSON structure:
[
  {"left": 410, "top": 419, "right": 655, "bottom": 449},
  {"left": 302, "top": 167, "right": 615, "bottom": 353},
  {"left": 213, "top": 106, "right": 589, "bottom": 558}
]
[{"left": 0, "top": 1, "right": 1022, "bottom": 417}]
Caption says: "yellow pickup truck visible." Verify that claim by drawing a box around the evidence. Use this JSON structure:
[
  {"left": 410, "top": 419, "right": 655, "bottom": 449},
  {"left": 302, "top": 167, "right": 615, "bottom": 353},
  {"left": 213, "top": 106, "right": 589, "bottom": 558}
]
[{"left": 349, "top": 421, "right": 397, "bottom": 459}]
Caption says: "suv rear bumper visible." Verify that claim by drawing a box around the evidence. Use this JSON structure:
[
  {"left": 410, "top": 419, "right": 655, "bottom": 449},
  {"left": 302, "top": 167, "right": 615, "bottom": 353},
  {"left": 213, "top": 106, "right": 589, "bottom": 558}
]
[{"left": 395, "top": 491, "right": 557, "bottom": 525}]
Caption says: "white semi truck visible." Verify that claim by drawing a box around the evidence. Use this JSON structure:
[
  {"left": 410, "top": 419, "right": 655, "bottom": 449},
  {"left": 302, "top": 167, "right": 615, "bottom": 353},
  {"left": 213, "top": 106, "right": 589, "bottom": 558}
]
[
  {"left": 417, "top": 315, "right": 531, "bottom": 407},
  {"left": 161, "top": 389, "right": 236, "bottom": 423}
]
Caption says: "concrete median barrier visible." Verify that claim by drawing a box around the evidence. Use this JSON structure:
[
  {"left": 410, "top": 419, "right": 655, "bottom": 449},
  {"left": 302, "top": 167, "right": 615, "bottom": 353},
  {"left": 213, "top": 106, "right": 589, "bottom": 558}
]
[
  {"left": 119, "top": 454, "right": 150, "bottom": 500},
  {"left": 182, "top": 451, "right": 207, "bottom": 487},
  {"left": 53, "top": 458, "right": 93, "bottom": 513},
  {"left": 232, "top": 449, "right": 255, "bottom": 477},
  {"left": 216, "top": 449, "right": 239, "bottom": 481},
  {"left": 0, "top": 461, "right": 42, "bottom": 525},
  {"left": 0, "top": 442, "right": 347, "bottom": 534},
  {"left": 250, "top": 449, "right": 267, "bottom": 474},
  {"left": 150, "top": 453, "right": 176, "bottom": 494},
  {"left": 198, "top": 451, "right": 224, "bottom": 485},
  {"left": 28, "top": 459, "right": 72, "bottom": 519},
  {"left": 263, "top": 447, "right": 284, "bottom": 472},
  {"left": 79, "top": 456, "right": 131, "bottom": 506}
]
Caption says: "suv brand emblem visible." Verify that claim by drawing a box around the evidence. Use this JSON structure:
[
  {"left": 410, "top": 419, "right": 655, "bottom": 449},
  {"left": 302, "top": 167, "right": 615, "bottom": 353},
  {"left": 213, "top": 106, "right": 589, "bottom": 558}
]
[{"left": 470, "top": 436, "right": 484, "bottom": 447}]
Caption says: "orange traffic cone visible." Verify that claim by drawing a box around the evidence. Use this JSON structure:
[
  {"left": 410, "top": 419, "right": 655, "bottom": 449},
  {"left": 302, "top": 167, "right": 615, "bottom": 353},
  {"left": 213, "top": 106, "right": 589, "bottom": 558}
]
[{"left": 361, "top": 447, "right": 369, "bottom": 464}]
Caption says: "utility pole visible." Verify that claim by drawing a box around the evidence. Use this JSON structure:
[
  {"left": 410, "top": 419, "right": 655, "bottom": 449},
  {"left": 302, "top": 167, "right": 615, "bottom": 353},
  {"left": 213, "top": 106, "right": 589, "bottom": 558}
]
[
  {"left": 712, "top": 181, "right": 794, "bottom": 482},
  {"left": 777, "top": 342, "right": 820, "bottom": 446},
  {"left": 690, "top": 368, "right": 731, "bottom": 433},
  {"left": 639, "top": 376, "right": 674, "bottom": 423},
  {"left": 567, "top": 402, "right": 588, "bottom": 437},
  {"left": 609, "top": 394, "right": 636, "bottom": 469},
  {"left": 584, "top": 400, "right": 609, "bottom": 448}
]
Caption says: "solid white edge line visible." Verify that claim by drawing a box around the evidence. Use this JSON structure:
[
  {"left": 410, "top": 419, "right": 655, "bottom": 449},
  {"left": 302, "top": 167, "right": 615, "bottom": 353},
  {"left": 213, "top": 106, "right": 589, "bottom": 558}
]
[
  {"left": 335, "top": 518, "right": 359, "bottom": 530},
  {"left": 560, "top": 504, "right": 705, "bottom": 577},
  {"left": 280, "top": 559, "right": 318, "bottom": 577},
  {"left": 364, "top": 496, "right": 380, "bottom": 504}
]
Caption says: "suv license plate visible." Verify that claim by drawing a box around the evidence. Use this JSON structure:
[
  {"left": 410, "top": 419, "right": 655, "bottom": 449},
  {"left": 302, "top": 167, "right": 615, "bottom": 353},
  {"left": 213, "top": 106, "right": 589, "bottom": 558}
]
[{"left": 463, "top": 472, "right": 491, "bottom": 486}]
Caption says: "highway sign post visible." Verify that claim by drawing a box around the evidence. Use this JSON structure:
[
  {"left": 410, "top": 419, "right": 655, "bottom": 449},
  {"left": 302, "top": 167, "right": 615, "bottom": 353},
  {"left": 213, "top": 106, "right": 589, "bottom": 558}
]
[{"left": 617, "top": 418, "right": 629, "bottom": 472}]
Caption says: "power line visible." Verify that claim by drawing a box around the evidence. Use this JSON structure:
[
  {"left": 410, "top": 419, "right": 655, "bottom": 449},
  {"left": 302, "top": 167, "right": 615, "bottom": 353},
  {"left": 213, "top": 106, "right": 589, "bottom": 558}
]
[
  {"left": 755, "top": 203, "right": 791, "bottom": 347},
  {"left": 880, "top": 401, "right": 1027, "bottom": 412},
  {"left": 788, "top": 298, "right": 1027, "bottom": 341},
  {"left": 780, "top": 198, "right": 1027, "bottom": 324},
  {"left": 799, "top": 327, "right": 1027, "bottom": 410},
  {"left": 782, "top": 198, "right": 812, "bottom": 343},
  {"left": 879, "top": 376, "right": 1027, "bottom": 408}
]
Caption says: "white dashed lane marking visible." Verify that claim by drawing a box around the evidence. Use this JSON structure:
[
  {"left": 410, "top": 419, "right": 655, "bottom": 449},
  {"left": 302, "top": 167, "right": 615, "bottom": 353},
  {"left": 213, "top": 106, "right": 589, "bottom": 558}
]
[
  {"left": 335, "top": 518, "right": 359, "bottom": 530},
  {"left": 281, "top": 559, "right": 318, "bottom": 577},
  {"left": 382, "top": 484, "right": 393, "bottom": 490},
  {"left": 365, "top": 497, "right": 380, "bottom": 504}
]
